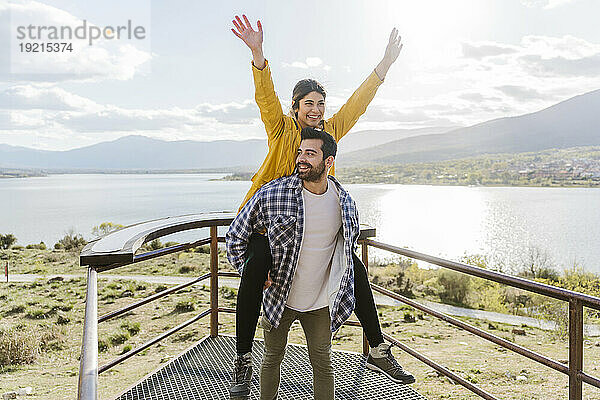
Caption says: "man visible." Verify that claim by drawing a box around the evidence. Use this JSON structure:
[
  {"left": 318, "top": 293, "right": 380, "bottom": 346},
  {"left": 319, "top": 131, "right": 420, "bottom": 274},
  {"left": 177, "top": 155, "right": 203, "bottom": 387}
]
[{"left": 226, "top": 128, "right": 414, "bottom": 399}]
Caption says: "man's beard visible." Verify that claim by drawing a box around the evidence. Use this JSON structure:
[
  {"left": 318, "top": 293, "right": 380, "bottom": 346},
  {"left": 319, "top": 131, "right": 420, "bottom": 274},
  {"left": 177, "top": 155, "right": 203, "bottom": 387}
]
[{"left": 296, "top": 159, "right": 326, "bottom": 182}]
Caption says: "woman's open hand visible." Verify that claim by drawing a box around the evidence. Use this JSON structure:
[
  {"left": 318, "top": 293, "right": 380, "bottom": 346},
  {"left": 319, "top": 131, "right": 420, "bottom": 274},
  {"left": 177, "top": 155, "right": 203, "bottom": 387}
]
[{"left": 231, "top": 14, "right": 263, "bottom": 53}]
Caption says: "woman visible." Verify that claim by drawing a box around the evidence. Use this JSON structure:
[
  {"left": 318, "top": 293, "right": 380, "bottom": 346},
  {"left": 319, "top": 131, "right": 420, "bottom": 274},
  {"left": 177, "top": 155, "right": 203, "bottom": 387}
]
[{"left": 229, "top": 14, "right": 414, "bottom": 399}]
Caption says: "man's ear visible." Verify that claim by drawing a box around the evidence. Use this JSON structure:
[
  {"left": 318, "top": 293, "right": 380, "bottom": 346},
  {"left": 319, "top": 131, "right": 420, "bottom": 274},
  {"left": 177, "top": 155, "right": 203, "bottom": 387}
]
[{"left": 325, "top": 155, "right": 335, "bottom": 169}]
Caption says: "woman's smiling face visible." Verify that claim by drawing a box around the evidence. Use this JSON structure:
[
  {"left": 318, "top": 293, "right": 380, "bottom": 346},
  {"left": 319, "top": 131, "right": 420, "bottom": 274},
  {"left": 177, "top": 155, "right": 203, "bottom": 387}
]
[{"left": 295, "top": 91, "right": 325, "bottom": 129}]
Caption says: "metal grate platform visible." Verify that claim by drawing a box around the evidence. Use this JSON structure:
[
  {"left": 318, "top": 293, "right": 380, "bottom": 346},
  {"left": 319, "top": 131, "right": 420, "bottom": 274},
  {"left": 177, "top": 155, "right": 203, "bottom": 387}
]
[{"left": 115, "top": 335, "right": 426, "bottom": 400}]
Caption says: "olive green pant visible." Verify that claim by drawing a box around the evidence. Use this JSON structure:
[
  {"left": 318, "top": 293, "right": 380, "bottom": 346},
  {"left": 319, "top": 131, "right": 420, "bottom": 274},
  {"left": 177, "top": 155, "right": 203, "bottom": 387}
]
[{"left": 260, "top": 306, "right": 334, "bottom": 400}]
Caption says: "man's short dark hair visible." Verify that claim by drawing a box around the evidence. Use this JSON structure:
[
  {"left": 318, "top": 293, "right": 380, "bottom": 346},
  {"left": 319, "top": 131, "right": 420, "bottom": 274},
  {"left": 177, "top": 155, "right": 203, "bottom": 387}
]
[{"left": 300, "top": 127, "right": 337, "bottom": 159}]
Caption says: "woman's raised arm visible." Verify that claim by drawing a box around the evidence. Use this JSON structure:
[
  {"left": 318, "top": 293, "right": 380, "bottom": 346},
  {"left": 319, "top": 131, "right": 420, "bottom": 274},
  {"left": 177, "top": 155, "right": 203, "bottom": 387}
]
[{"left": 231, "top": 14, "right": 266, "bottom": 70}]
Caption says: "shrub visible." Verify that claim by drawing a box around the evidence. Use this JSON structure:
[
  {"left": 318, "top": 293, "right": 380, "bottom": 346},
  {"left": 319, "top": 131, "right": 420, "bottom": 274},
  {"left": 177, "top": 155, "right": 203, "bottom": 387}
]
[
  {"left": 0, "top": 234, "right": 17, "bottom": 250},
  {"left": 26, "top": 307, "right": 56, "bottom": 319},
  {"left": 56, "top": 313, "right": 71, "bottom": 325},
  {"left": 219, "top": 286, "right": 237, "bottom": 300},
  {"left": 145, "top": 239, "right": 163, "bottom": 251},
  {"left": 155, "top": 285, "right": 167, "bottom": 293},
  {"left": 5, "top": 304, "right": 26, "bottom": 315},
  {"left": 98, "top": 339, "right": 109, "bottom": 353},
  {"left": 437, "top": 269, "right": 471, "bottom": 305},
  {"left": 120, "top": 321, "right": 141, "bottom": 336},
  {"left": 179, "top": 265, "right": 195, "bottom": 274},
  {"left": 196, "top": 245, "right": 210, "bottom": 254},
  {"left": 109, "top": 332, "right": 129, "bottom": 346},
  {"left": 91, "top": 222, "right": 124, "bottom": 238},
  {"left": 26, "top": 242, "right": 47, "bottom": 250},
  {"left": 40, "top": 325, "right": 66, "bottom": 351},
  {"left": 54, "top": 229, "right": 87, "bottom": 252},
  {"left": 120, "top": 344, "right": 132, "bottom": 355},
  {"left": 0, "top": 326, "right": 40, "bottom": 366},
  {"left": 175, "top": 300, "right": 195, "bottom": 313}
]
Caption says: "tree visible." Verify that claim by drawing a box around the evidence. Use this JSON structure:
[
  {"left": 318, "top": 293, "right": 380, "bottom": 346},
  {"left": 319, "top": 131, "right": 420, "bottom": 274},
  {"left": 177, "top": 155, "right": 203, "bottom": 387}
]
[
  {"left": 54, "top": 229, "right": 87, "bottom": 251},
  {"left": 0, "top": 234, "right": 17, "bottom": 250},
  {"left": 91, "top": 222, "right": 124, "bottom": 238}
]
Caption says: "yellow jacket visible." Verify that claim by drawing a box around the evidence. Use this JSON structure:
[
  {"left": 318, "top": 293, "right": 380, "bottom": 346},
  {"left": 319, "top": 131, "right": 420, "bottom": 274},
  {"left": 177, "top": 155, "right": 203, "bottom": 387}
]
[{"left": 239, "top": 60, "right": 383, "bottom": 209}]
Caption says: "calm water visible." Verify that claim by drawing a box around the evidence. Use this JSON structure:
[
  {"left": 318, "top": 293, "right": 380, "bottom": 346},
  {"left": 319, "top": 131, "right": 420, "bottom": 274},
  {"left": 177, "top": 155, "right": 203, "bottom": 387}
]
[{"left": 1, "top": 174, "right": 599, "bottom": 273}]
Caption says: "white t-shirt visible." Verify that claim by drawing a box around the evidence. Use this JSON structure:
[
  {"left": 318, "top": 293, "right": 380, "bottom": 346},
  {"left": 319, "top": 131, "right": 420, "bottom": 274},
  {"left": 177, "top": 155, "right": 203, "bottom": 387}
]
[{"left": 286, "top": 180, "right": 342, "bottom": 311}]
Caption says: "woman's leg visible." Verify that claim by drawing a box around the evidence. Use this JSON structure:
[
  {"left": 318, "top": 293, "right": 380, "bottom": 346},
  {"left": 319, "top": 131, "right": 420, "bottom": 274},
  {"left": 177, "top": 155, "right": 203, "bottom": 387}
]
[
  {"left": 352, "top": 253, "right": 384, "bottom": 347},
  {"left": 236, "top": 232, "right": 272, "bottom": 354},
  {"left": 260, "top": 308, "right": 297, "bottom": 400},
  {"left": 354, "top": 254, "right": 416, "bottom": 384}
]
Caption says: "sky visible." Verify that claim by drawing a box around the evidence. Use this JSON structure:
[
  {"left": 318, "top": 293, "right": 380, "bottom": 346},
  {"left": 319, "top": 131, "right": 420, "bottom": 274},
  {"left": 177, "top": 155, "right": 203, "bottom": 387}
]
[{"left": 0, "top": 0, "right": 599, "bottom": 151}]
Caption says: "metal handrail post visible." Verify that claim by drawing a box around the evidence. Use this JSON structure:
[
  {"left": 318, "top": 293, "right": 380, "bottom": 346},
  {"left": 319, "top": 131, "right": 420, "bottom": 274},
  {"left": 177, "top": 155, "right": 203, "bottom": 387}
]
[
  {"left": 210, "top": 225, "right": 219, "bottom": 337},
  {"left": 569, "top": 298, "right": 584, "bottom": 400},
  {"left": 77, "top": 267, "right": 98, "bottom": 400},
  {"left": 361, "top": 242, "right": 369, "bottom": 356}
]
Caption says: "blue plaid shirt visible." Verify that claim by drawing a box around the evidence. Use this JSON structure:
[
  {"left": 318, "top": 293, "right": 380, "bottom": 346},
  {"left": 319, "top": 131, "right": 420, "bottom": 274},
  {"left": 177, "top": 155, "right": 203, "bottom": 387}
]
[{"left": 226, "top": 174, "right": 360, "bottom": 332}]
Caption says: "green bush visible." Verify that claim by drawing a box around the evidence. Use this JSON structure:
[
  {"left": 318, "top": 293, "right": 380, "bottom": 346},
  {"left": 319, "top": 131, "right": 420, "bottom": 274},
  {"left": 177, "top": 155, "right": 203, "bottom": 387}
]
[
  {"left": 155, "top": 285, "right": 167, "bottom": 293},
  {"left": 98, "top": 339, "right": 108, "bottom": 353},
  {"left": 437, "top": 269, "right": 471, "bottom": 305},
  {"left": 109, "top": 332, "right": 129, "bottom": 346},
  {"left": 179, "top": 265, "right": 195, "bottom": 274},
  {"left": 0, "top": 234, "right": 17, "bottom": 250},
  {"left": 91, "top": 222, "right": 124, "bottom": 238},
  {"left": 219, "top": 286, "right": 237, "bottom": 300},
  {"left": 5, "top": 304, "right": 26, "bottom": 315},
  {"left": 120, "top": 344, "right": 132, "bottom": 354},
  {"left": 145, "top": 239, "right": 163, "bottom": 251},
  {"left": 26, "top": 242, "right": 47, "bottom": 250},
  {"left": 54, "top": 229, "right": 87, "bottom": 252},
  {"left": 120, "top": 321, "right": 141, "bottom": 336},
  {"left": 175, "top": 300, "right": 195, "bottom": 313}
]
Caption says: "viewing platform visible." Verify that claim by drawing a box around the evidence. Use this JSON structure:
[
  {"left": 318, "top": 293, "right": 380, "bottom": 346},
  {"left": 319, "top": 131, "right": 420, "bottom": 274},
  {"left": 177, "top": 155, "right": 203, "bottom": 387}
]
[
  {"left": 114, "top": 335, "right": 425, "bottom": 400},
  {"left": 77, "top": 213, "right": 600, "bottom": 400}
]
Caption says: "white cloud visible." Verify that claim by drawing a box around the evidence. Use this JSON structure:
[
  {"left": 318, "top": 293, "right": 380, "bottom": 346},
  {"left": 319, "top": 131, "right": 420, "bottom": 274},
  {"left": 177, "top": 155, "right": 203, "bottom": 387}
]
[
  {"left": 521, "top": 0, "right": 577, "bottom": 9},
  {"left": 282, "top": 57, "right": 330, "bottom": 71},
  {"left": 0, "top": 84, "right": 268, "bottom": 149},
  {"left": 0, "top": 85, "right": 99, "bottom": 111},
  {"left": 5, "top": 1, "right": 151, "bottom": 82},
  {"left": 461, "top": 42, "right": 518, "bottom": 60}
]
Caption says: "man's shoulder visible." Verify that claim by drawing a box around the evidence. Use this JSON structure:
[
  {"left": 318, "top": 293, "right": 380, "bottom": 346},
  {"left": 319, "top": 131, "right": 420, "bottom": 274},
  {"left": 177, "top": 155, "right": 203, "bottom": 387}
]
[{"left": 256, "top": 175, "right": 299, "bottom": 197}]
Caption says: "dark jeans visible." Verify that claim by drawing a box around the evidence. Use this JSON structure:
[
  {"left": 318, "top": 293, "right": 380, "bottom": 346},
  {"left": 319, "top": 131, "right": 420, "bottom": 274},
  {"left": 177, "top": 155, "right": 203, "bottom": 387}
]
[{"left": 236, "top": 233, "right": 384, "bottom": 354}]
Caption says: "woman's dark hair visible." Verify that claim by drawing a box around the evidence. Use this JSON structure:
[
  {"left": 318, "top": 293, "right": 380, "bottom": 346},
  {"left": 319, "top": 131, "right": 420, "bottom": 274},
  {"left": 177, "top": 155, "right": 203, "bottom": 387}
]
[
  {"left": 291, "top": 79, "right": 326, "bottom": 111},
  {"left": 300, "top": 127, "right": 337, "bottom": 159}
]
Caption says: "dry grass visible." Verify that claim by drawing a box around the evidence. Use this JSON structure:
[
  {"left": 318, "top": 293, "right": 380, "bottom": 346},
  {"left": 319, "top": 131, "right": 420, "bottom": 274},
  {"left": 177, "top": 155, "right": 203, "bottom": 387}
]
[{"left": 2, "top": 273, "right": 600, "bottom": 399}]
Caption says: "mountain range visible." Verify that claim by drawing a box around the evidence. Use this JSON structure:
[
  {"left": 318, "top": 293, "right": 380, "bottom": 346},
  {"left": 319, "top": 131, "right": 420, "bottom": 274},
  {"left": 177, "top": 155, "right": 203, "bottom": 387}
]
[
  {"left": 1, "top": 88, "right": 599, "bottom": 170},
  {"left": 338, "top": 89, "right": 600, "bottom": 165}
]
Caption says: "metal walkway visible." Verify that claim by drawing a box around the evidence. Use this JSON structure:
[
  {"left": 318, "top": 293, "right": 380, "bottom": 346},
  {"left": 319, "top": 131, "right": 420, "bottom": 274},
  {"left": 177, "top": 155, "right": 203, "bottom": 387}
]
[{"left": 115, "top": 335, "right": 426, "bottom": 400}]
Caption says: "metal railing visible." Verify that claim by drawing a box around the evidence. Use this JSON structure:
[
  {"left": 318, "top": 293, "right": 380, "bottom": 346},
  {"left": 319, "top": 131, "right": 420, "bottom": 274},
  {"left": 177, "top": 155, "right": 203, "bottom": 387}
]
[
  {"left": 77, "top": 214, "right": 235, "bottom": 400},
  {"left": 77, "top": 213, "right": 600, "bottom": 400},
  {"left": 359, "top": 240, "right": 600, "bottom": 400}
]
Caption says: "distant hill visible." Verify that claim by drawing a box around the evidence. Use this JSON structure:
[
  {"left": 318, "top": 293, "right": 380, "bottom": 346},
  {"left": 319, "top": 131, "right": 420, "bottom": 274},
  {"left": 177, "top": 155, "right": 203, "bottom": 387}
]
[
  {"left": 0, "top": 136, "right": 268, "bottom": 170},
  {"left": 3, "top": 87, "right": 600, "bottom": 170},
  {"left": 337, "top": 126, "right": 457, "bottom": 154},
  {"left": 0, "top": 126, "right": 457, "bottom": 170},
  {"left": 338, "top": 89, "right": 600, "bottom": 165}
]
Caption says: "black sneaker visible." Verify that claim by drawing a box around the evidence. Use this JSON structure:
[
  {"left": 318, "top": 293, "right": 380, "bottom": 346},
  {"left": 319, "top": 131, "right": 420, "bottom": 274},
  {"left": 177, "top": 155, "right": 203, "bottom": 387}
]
[
  {"left": 366, "top": 343, "right": 416, "bottom": 384},
  {"left": 230, "top": 353, "right": 252, "bottom": 398}
]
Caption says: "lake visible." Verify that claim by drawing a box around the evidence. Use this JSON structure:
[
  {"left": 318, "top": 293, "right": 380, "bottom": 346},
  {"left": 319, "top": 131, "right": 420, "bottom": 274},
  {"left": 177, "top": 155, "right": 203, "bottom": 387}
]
[{"left": 1, "top": 173, "right": 599, "bottom": 273}]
